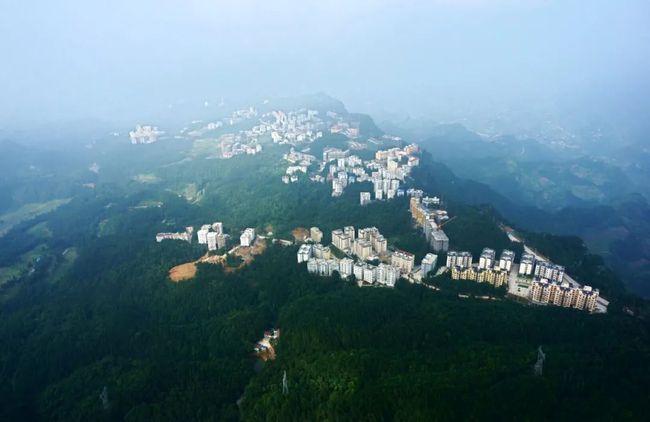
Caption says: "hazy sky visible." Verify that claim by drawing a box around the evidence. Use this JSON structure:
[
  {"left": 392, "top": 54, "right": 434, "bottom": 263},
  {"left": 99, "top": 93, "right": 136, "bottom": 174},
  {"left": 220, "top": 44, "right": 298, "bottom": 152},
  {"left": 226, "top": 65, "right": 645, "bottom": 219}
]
[{"left": 1, "top": 0, "right": 649, "bottom": 128}]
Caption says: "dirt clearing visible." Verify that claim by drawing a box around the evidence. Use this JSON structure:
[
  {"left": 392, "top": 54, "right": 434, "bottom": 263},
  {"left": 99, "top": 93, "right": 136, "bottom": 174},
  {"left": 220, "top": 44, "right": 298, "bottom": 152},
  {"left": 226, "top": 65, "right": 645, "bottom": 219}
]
[{"left": 169, "top": 262, "right": 197, "bottom": 282}]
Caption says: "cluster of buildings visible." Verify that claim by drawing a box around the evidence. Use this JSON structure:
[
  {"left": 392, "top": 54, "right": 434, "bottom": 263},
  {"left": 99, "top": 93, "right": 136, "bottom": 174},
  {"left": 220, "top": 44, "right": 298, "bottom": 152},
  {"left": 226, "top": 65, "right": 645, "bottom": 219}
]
[
  {"left": 513, "top": 252, "right": 599, "bottom": 311},
  {"left": 321, "top": 144, "right": 420, "bottom": 198},
  {"left": 198, "top": 107, "right": 328, "bottom": 161},
  {"left": 155, "top": 219, "right": 263, "bottom": 261},
  {"left": 279, "top": 139, "right": 420, "bottom": 198},
  {"left": 267, "top": 109, "right": 324, "bottom": 145},
  {"left": 228, "top": 107, "right": 258, "bottom": 124},
  {"left": 298, "top": 225, "right": 439, "bottom": 288},
  {"left": 156, "top": 227, "right": 193, "bottom": 243},
  {"left": 330, "top": 121, "right": 360, "bottom": 138},
  {"left": 445, "top": 247, "right": 601, "bottom": 312},
  {"left": 332, "top": 226, "right": 388, "bottom": 260},
  {"left": 130, "top": 125, "right": 164, "bottom": 144},
  {"left": 281, "top": 148, "right": 317, "bottom": 184},
  {"left": 185, "top": 107, "right": 324, "bottom": 147},
  {"left": 217, "top": 133, "right": 263, "bottom": 159},
  {"left": 328, "top": 153, "right": 365, "bottom": 197},
  {"left": 197, "top": 222, "right": 229, "bottom": 251},
  {"left": 409, "top": 191, "right": 450, "bottom": 253},
  {"left": 176, "top": 108, "right": 424, "bottom": 199},
  {"left": 181, "top": 107, "right": 266, "bottom": 159},
  {"left": 448, "top": 249, "right": 514, "bottom": 287},
  {"left": 325, "top": 110, "right": 364, "bottom": 138},
  {"left": 448, "top": 248, "right": 514, "bottom": 288},
  {"left": 302, "top": 248, "right": 403, "bottom": 288},
  {"left": 529, "top": 280, "right": 599, "bottom": 311},
  {"left": 366, "top": 145, "right": 420, "bottom": 200},
  {"left": 182, "top": 120, "right": 223, "bottom": 138},
  {"left": 155, "top": 223, "right": 229, "bottom": 252},
  {"left": 183, "top": 107, "right": 258, "bottom": 138}
]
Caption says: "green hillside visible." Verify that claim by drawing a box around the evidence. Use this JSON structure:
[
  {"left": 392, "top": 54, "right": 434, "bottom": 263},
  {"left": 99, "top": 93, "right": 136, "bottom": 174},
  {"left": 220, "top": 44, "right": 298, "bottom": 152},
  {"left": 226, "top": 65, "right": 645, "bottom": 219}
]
[{"left": 1, "top": 107, "right": 649, "bottom": 420}]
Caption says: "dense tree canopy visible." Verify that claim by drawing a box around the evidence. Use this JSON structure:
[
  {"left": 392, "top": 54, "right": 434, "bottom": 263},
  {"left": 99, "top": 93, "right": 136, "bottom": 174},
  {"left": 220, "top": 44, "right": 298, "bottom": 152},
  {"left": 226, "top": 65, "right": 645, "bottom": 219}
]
[{"left": 1, "top": 133, "right": 648, "bottom": 420}]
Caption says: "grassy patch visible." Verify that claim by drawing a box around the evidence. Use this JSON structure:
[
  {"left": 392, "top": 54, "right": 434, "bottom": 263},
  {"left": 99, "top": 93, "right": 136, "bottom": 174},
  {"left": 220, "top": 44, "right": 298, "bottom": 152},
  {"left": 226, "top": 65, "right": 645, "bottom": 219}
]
[
  {"left": 0, "top": 198, "right": 71, "bottom": 236},
  {"left": 133, "top": 200, "right": 163, "bottom": 209},
  {"left": 27, "top": 221, "right": 53, "bottom": 239},
  {"left": 49, "top": 248, "right": 79, "bottom": 283},
  {"left": 189, "top": 138, "right": 221, "bottom": 159},
  {"left": 132, "top": 173, "right": 161, "bottom": 184},
  {"left": 0, "top": 244, "right": 48, "bottom": 285},
  {"left": 97, "top": 219, "right": 114, "bottom": 237},
  {"left": 176, "top": 183, "right": 203, "bottom": 203}
]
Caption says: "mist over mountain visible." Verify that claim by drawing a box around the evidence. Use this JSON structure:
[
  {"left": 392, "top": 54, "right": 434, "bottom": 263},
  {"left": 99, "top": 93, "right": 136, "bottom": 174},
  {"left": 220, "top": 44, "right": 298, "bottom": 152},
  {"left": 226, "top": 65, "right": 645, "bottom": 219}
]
[
  {"left": 2, "top": 2, "right": 650, "bottom": 420},
  {"left": 2, "top": 0, "right": 649, "bottom": 151}
]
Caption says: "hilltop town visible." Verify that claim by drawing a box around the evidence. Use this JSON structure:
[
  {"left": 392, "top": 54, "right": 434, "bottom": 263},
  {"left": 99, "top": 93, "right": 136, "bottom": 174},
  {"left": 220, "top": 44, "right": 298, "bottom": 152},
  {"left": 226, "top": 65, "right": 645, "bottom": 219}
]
[
  {"left": 149, "top": 104, "right": 608, "bottom": 314},
  {"left": 295, "top": 187, "right": 606, "bottom": 313},
  {"left": 282, "top": 143, "right": 420, "bottom": 199}
]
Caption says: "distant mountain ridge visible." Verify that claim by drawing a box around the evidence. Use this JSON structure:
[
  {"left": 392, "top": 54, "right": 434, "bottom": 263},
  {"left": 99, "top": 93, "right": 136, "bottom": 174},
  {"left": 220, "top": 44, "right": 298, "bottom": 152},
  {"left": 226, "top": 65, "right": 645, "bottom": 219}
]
[{"left": 377, "top": 118, "right": 650, "bottom": 297}]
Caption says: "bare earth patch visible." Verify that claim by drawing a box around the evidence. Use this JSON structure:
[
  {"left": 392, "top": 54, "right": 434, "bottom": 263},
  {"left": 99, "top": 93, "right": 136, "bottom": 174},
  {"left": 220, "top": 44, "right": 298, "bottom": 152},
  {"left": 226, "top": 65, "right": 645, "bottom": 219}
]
[
  {"left": 169, "top": 262, "right": 197, "bottom": 282},
  {"left": 292, "top": 227, "right": 309, "bottom": 243},
  {"left": 168, "top": 239, "right": 267, "bottom": 281},
  {"left": 230, "top": 239, "right": 267, "bottom": 271}
]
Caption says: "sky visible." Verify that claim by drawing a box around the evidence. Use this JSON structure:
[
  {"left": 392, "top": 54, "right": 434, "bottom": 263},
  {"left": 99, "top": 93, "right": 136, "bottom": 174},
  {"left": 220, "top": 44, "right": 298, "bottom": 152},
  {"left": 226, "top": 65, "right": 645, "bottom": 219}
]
[{"left": 1, "top": 0, "right": 649, "bottom": 132}]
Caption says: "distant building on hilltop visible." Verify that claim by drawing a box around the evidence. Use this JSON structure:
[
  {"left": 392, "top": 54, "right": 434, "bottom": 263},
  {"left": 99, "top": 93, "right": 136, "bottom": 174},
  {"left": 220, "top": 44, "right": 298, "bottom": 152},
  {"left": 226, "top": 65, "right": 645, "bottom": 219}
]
[{"left": 130, "top": 125, "right": 163, "bottom": 144}]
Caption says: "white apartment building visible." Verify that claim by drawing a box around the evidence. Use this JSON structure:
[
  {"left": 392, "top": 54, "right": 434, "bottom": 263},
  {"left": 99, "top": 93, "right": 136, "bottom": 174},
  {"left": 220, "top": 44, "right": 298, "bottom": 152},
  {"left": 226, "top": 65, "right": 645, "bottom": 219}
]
[
  {"left": 197, "top": 228, "right": 210, "bottom": 244},
  {"left": 216, "top": 233, "right": 228, "bottom": 250},
  {"left": 240, "top": 228, "right": 256, "bottom": 247},
  {"left": 446, "top": 251, "right": 473, "bottom": 269},
  {"left": 376, "top": 263, "right": 401, "bottom": 287},
  {"left": 362, "top": 265, "right": 375, "bottom": 284},
  {"left": 307, "top": 258, "right": 318, "bottom": 274},
  {"left": 353, "top": 262, "right": 364, "bottom": 280},
  {"left": 338, "top": 258, "right": 354, "bottom": 278},
  {"left": 430, "top": 230, "right": 449, "bottom": 253},
  {"left": 297, "top": 244, "right": 312, "bottom": 263},
  {"left": 534, "top": 262, "right": 565, "bottom": 283},
  {"left": 332, "top": 179, "right": 344, "bottom": 197},
  {"left": 478, "top": 248, "right": 496, "bottom": 270},
  {"left": 498, "top": 250, "right": 515, "bottom": 272},
  {"left": 373, "top": 235, "right": 387, "bottom": 255},
  {"left": 212, "top": 222, "right": 223, "bottom": 234},
  {"left": 518, "top": 253, "right": 535, "bottom": 276},
  {"left": 353, "top": 239, "right": 373, "bottom": 260},
  {"left": 156, "top": 227, "right": 193, "bottom": 243},
  {"left": 312, "top": 243, "right": 331, "bottom": 260},
  {"left": 575, "top": 286, "right": 599, "bottom": 311},
  {"left": 207, "top": 232, "right": 219, "bottom": 251},
  {"left": 332, "top": 230, "right": 352, "bottom": 252},
  {"left": 421, "top": 253, "right": 438, "bottom": 277},
  {"left": 391, "top": 250, "right": 415, "bottom": 274},
  {"left": 360, "top": 192, "right": 371, "bottom": 205},
  {"left": 310, "top": 227, "right": 323, "bottom": 243},
  {"left": 529, "top": 279, "right": 599, "bottom": 312},
  {"left": 422, "top": 196, "right": 441, "bottom": 206}
]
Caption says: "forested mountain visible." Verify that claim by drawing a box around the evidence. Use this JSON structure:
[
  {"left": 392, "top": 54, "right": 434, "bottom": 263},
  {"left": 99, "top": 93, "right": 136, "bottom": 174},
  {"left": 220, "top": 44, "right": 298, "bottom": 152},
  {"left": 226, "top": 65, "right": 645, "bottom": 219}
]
[
  {"left": 0, "top": 102, "right": 649, "bottom": 420},
  {"left": 382, "top": 122, "right": 650, "bottom": 298}
]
